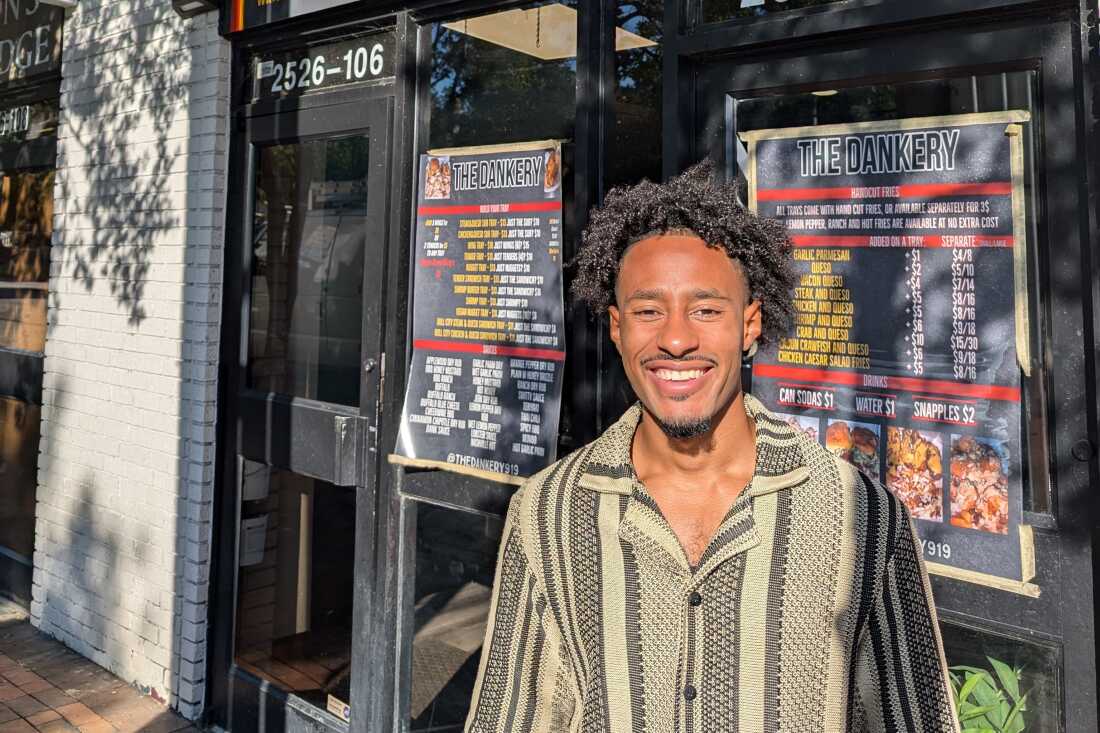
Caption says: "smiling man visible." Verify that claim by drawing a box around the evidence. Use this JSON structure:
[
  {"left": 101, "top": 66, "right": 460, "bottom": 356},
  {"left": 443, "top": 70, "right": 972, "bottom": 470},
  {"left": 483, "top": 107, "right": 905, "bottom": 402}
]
[{"left": 465, "top": 164, "right": 960, "bottom": 732}]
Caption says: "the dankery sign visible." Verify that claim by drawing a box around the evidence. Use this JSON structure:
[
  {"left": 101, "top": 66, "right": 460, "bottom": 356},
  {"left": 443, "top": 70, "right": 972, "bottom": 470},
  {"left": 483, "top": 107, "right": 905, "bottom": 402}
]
[{"left": 0, "top": 0, "right": 63, "bottom": 87}]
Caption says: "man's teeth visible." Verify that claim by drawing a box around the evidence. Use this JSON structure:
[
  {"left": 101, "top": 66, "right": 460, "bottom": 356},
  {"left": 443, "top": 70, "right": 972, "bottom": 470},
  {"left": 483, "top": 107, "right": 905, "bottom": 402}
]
[{"left": 655, "top": 369, "right": 704, "bottom": 381}]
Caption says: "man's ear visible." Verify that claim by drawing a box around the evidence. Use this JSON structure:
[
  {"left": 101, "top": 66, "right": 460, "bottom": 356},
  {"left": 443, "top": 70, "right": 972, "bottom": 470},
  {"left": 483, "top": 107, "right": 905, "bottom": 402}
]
[
  {"left": 743, "top": 298, "right": 763, "bottom": 353},
  {"left": 608, "top": 305, "right": 622, "bottom": 354}
]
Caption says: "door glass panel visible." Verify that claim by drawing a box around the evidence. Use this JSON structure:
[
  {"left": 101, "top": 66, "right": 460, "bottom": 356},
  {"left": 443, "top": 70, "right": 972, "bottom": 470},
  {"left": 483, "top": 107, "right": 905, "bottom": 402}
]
[
  {"left": 248, "top": 135, "right": 369, "bottom": 406},
  {"left": 410, "top": 504, "right": 503, "bottom": 731},
  {"left": 235, "top": 463, "right": 355, "bottom": 716},
  {"left": 0, "top": 169, "right": 51, "bottom": 352}
]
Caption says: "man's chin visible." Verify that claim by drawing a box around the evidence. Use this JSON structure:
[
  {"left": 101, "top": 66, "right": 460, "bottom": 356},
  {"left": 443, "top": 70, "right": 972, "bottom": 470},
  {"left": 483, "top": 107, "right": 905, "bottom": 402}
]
[{"left": 642, "top": 404, "right": 714, "bottom": 440}]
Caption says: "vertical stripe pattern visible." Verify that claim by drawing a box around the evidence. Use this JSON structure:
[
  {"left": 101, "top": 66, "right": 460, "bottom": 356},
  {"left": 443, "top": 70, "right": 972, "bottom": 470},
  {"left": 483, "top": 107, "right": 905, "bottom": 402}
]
[{"left": 466, "top": 396, "right": 960, "bottom": 733}]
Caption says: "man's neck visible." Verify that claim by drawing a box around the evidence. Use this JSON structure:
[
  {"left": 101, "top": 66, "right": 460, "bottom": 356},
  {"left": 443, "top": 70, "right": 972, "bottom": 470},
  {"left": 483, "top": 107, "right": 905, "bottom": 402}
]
[{"left": 632, "top": 393, "right": 757, "bottom": 482}]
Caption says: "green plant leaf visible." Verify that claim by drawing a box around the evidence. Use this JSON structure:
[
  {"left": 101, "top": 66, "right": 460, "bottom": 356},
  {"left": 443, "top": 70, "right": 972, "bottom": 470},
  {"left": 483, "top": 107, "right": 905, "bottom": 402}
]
[
  {"left": 957, "top": 672, "right": 989, "bottom": 706},
  {"left": 988, "top": 656, "right": 1022, "bottom": 702},
  {"left": 952, "top": 665, "right": 992, "bottom": 675},
  {"left": 970, "top": 678, "right": 1004, "bottom": 727},
  {"left": 1003, "top": 693, "right": 1028, "bottom": 733},
  {"left": 959, "top": 703, "right": 999, "bottom": 721}
]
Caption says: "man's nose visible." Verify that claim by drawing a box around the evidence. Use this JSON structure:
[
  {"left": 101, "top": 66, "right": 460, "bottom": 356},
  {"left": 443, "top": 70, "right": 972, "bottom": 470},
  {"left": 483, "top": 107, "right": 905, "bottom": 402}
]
[{"left": 656, "top": 311, "right": 699, "bottom": 356}]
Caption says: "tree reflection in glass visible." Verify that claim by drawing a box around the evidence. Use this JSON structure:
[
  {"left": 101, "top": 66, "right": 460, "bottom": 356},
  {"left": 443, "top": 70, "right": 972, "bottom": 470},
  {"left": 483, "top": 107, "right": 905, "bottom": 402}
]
[{"left": 428, "top": 3, "right": 578, "bottom": 150}]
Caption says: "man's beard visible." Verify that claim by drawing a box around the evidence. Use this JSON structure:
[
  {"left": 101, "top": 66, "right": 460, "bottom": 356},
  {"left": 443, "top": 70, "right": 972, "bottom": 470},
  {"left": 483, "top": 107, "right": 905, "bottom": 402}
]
[
  {"left": 656, "top": 415, "right": 712, "bottom": 439},
  {"left": 643, "top": 403, "right": 714, "bottom": 439}
]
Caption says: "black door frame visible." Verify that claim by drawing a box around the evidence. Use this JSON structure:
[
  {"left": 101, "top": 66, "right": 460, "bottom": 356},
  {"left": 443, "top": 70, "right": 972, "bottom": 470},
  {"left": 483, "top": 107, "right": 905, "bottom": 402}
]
[
  {"left": 207, "top": 15, "right": 416, "bottom": 726},
  {"left": 681, "top": 7, "right": 1098, "bottom": 730}
]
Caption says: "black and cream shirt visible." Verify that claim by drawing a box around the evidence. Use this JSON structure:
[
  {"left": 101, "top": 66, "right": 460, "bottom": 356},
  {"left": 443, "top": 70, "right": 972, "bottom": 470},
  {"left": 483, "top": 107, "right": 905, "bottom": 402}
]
[{"left": 465, "top": 395, "right": 960, "bottom": 733}]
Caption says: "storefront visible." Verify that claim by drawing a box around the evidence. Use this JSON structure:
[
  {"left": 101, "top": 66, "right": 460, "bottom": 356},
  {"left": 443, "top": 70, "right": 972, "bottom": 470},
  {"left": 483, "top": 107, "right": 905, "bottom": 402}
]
[
  {"left": 208, "top": 0, "right": 1100, "bottom": 731},
  {"left": 0, "top": 0, "right": 62, "bottom": 609}
]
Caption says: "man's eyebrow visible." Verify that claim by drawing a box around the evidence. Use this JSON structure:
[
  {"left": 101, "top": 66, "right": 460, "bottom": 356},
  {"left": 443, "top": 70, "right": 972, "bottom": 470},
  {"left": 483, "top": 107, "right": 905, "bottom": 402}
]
[
  {"left": 691, "top": 289, "right": 732, "bottom": 301},
  {"left": 624, "top": 288, "right": 666, "bottom": 302}
]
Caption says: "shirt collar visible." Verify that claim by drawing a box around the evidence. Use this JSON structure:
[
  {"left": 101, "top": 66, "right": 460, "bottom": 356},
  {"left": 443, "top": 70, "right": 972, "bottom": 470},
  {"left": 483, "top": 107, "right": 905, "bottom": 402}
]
[{"left": 576, "top": 393, "right": 811, "bottom": 496}]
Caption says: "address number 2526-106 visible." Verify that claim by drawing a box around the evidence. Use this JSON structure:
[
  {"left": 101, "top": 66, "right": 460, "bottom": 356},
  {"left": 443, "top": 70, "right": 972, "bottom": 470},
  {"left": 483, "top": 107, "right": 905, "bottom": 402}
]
[{"left": 269, "top": 43, "right": 386, "bottom": 93}]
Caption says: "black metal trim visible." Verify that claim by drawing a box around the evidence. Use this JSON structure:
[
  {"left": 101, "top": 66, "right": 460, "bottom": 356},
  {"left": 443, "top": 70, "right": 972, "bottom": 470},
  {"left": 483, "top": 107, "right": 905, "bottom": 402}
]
[{"left": 399, "top": 468, "right": 514, "bottom": 517}]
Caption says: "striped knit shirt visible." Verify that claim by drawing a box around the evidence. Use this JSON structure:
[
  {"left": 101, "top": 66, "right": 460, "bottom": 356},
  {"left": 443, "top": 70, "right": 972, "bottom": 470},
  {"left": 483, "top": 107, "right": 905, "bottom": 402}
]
[{"left": 465, "top": 395, "right": 960, "bottom": 732}]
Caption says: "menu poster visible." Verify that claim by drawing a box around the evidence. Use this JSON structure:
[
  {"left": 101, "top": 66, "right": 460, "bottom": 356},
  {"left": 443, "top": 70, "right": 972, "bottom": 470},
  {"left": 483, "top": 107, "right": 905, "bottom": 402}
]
[
  {"left": 745, "top": 112, "right": 1038, "bottom": 594},
  {"left": 393, "top": 141, "right": 565, "bottom": 484}
]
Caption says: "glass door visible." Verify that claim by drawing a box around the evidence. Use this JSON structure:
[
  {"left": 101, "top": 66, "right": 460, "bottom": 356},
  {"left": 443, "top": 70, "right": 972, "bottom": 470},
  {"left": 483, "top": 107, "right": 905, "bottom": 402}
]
[
  {"left": 225, "top": 93, "right": 393, "bottom": 729},
  {"left": 690, "top": 17, "right": 1090, "bottom": 730}
]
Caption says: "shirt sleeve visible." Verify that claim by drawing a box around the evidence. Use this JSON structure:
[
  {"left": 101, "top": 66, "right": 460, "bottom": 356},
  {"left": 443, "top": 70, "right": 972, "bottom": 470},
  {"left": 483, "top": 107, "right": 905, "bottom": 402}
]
[
  {"left": 854, "top": 505, "right": 961, "bottom": 733},
  {"left": 465, "top": 494, "right": 578, "bottom": 733}
]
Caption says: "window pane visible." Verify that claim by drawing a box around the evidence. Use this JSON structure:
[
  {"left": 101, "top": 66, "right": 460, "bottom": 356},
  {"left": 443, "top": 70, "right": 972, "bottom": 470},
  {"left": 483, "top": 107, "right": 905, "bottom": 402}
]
[
  {"left": 0, "top": 169, "right": 51, "bottom": 353},
  {"left": 248, "top": 135, "right": 369, "bottom": 406},
  {"left": 700, "top": 0, "right": 848, "bottom": 25},
  {"left": 429, "top": 2, "right": 577, "bottom": 150},
  {"left": 409, "top": 504, "right": 503, "bottom": 731},
  {"left": 234, "top": 465, "right": 356, "bottom": 716},
  {"left": 940, "top": 620, "right": 1061, "bottom": 732},
  {"left": 608, "top": 0, "right": 662, "bottom": 189},
  {"left": 0, "top": 397, "right": 39, "bottom": 560},
  {"left": 428, "top": 1, "right": 581, "bottom": 441}
]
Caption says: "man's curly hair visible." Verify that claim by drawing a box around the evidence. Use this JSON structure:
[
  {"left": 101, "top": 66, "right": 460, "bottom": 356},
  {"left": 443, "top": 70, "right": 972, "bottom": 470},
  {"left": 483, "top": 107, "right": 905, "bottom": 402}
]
[{"left": 571, "top": 161, "right": 797, "bottom": 344}]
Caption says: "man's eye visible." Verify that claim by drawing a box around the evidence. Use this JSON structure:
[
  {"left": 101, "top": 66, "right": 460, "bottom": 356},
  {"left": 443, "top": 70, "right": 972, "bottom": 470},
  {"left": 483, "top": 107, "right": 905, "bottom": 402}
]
[
  {"left": 633, "top": 309, "right": 661, "bottom": 317},
  {"left": 694, "top": 308, "right": 722, "bottom": 318}
]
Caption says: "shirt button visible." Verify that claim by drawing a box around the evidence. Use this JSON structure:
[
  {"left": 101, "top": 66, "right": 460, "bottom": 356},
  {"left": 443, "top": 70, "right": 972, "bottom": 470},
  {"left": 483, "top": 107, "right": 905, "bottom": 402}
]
[
  {"left": 689, "top": 592, "right": 703, "bottom": 607},
  {"left": 684, "top": 685, "right": 697, "bottom": 701}
]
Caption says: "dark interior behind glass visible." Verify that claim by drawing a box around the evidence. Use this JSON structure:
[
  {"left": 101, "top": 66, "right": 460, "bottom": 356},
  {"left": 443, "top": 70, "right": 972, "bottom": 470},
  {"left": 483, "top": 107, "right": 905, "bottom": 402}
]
[
  {"left": 410, "top": 505, "right": 503, "bottom": 732},
  {"left": 940, "top": 619, "right": 1061, "bottom": 732},
  {"left": 235, "top": 465, "right": 356, "bottom": 712},
  {"left": 248, "top": 135, "right": 369, "bottom": 407}
]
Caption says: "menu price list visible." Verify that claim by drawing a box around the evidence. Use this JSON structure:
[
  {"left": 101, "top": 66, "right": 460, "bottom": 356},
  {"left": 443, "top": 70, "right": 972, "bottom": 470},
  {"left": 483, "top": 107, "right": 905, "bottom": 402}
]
[
  {"left": 397, "top": 143, "right": 566, "bottom": 480},
  {"left": 748, "top": 114, "right": 1030, "bottom": 580}
]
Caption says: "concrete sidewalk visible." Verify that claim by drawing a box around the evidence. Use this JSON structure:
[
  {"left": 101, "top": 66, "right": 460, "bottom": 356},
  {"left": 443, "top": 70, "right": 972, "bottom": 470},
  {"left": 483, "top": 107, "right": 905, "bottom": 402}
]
[{"left": 0, "top": 601, "right": 199, "bottom": 732}]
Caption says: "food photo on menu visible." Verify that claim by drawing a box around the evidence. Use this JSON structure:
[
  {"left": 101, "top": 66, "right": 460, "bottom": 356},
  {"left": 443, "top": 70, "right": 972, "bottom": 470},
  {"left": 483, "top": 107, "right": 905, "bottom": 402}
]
[
  {"left": 543, "top": 148, "right": 559, "bottom": 194},
  {"left": 949, "top": 435, "right": 1010, "bottom": 534},
  {"left": 825, "top": 419, "right": 881, "bottom": 480},
  {"left": 423, "top": 156, "right": 451, "bottom": 200},
  {"left": 776, "top": 412, "right": 820, "bottom": 443},
  {"left": 886, "top": 427, "right": 944, "bottom": 521}
]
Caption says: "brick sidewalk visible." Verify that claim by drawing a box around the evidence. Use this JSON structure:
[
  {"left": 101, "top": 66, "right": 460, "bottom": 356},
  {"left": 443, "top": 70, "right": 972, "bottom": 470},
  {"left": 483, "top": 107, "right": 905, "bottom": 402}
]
[{"left": 0, "top": 601, "right": 199, "bottom": 732}]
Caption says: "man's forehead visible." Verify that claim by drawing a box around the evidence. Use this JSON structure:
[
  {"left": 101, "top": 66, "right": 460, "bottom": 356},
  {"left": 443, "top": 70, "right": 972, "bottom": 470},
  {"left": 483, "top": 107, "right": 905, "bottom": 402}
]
[{"left": 617, "top": 235, "right": 746, "bottom": 281}]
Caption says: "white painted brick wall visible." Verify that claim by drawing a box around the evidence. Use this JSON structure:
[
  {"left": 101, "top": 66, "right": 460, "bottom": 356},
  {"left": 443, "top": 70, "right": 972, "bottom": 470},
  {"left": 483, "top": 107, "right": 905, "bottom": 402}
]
[{"left": 31, "top": 0, "right": 229, "bottom": 721}]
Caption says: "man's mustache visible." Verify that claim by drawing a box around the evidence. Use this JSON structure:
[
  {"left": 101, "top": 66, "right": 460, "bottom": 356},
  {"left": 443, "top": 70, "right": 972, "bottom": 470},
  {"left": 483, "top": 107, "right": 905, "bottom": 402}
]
[{"left": 639, "top": 354, "right": 719, "bottom": 367}]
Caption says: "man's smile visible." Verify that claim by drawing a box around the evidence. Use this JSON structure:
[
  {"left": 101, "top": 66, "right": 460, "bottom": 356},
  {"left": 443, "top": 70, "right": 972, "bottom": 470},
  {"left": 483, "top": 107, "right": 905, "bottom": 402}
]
[{"left": 643, "top": 360, "right": 716, "bottom": 398}]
